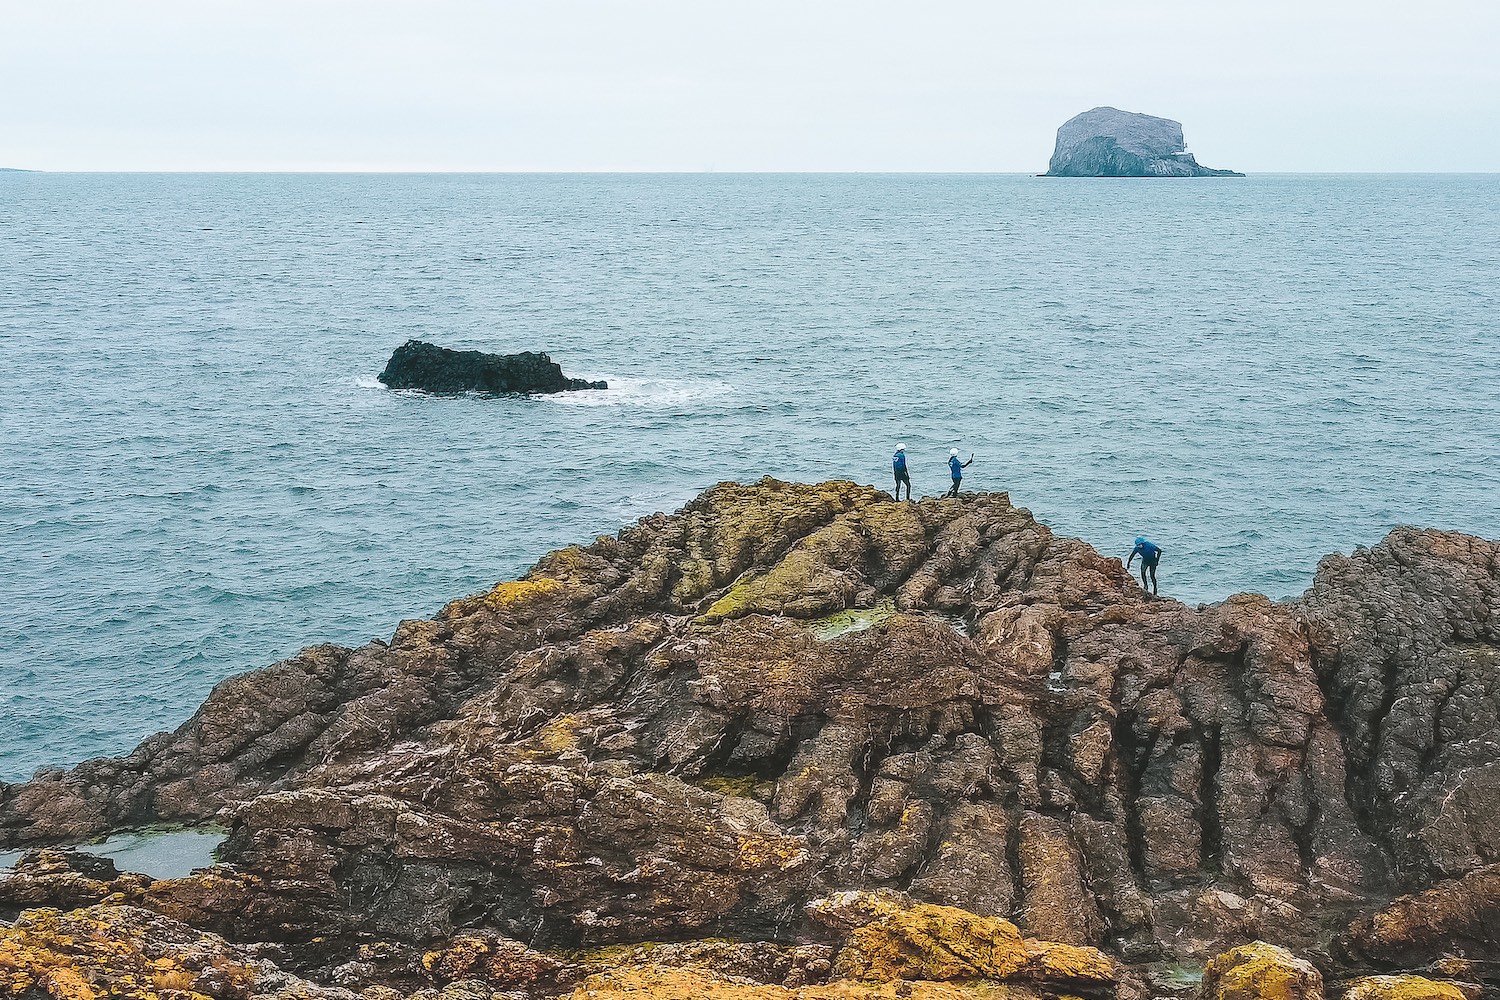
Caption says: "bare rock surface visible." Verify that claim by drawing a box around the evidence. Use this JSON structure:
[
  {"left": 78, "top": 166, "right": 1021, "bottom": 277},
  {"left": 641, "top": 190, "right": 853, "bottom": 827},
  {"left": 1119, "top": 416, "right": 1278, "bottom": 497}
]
[
  {"left": 2, "top": 479, "right": 1498, "bottom": 994},
  {"left": 1045, "top": 107, "right": 1242, "bottom": 177}
]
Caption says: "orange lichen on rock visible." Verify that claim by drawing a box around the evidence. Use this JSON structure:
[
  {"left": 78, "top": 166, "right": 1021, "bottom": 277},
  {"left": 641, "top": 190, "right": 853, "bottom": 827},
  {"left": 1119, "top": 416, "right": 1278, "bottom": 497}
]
[
  {"left": 0, "top": 905, "right": 260, "bottom": 1000},
  {"left": 805, "top": 891, "right": 1113, "bottom": 987},
  {"left": 1339, "top": 976, "right": 1469, "bottom": 1000},
  {"left": 1019, "top": 939, "right": 1116, "bottom": 982},
  {"left": 1199, "top": 942, "right": 1324, "bottom": 1000},
  {"left": 568, "top": 965, "right": 1030, "bottom": 999}
]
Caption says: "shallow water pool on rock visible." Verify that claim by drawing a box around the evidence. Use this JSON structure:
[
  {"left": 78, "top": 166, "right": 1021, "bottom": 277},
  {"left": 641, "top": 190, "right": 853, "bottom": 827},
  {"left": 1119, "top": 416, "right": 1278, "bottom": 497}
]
[{"left": 0, "top": 827, "right": 225, "bottom": 880}]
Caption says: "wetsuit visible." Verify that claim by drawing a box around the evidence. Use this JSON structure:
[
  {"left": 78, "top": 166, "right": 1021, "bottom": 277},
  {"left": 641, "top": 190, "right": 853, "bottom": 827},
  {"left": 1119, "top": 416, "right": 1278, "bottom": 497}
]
[
  {"left": 892, "top": 451, "right": 911, "bottom": 500},
  {"left": 1128, "top": 539, "right": 1162, "bottom": 595},
  {"left": 946, "top": 454, "right": 972, "bottom": 497}
]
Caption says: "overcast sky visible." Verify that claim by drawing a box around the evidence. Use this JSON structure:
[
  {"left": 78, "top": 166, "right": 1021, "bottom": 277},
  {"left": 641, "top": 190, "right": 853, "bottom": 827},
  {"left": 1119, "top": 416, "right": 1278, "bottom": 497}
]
[{"left": 4, "top": 1, "right": 1498, "bottom": 172}]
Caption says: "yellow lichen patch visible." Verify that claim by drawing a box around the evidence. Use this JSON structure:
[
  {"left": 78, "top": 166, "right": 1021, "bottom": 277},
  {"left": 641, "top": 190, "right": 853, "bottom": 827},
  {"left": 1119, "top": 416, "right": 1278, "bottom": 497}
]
[
  {"left": 1200, "top": 942, "right": 1323, "bottom": 1000},
  {"left": 537, "top": 714, "right": 584, "bottom": 752},
  {"left": 734, "top": 833, "right": 810, "bottom": 872},
  {"left": 1340, "top": 976, "right": 1468, "bottom": 1000},
  {"left": 1018, "top": 939, "right": 1115, "bottom": 982},
  {"left": 835, "top": 902, "right": 1030, "bottom": 982},
  {"left": 805, "top": 892, "right": 1114, "bottom": 988},
  {"left": 483, "top": 576, "right": 567, "bottom": 609},
  {"left": 0, "top": 905, "right": 258, "bottom": 1000},
  {"left": 568, "top": 965, "right": 1027, "bottom": 999}
]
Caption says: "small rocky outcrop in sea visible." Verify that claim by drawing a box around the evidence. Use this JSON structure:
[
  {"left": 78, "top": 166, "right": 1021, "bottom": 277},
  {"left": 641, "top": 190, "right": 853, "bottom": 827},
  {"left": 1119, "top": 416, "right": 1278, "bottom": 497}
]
[
  {"left": 377, "top": 339, "right": 607, "bottom": 394},
  {"left": 2, "top": 479, "right": 1497, "bottom": 997},
  {"left": 1045, "top": 106, "right": 1242, "bottom": 177}
]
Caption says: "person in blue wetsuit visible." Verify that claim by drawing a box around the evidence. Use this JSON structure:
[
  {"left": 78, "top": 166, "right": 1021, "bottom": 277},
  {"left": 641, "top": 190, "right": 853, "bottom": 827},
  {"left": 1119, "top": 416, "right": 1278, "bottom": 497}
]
[
  {"left": 946, "top": 448, "right": 973, "bottom": 497},
  {"left": 1127, "top": 536, "right": 1162, "bottom": 595},
  {"left": 892, "top": 443, "right": 912, "bottom": 500}
]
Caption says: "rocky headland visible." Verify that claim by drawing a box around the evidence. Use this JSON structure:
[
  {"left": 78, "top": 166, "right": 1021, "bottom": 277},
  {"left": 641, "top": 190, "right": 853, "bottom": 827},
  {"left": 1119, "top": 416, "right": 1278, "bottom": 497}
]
[
  {"left": 378, "top": 340, "right": 607, "bottom": 395},
  {"left": 2, "top": 480, "right": 1497, "bottom": 998},
  {"left": 1045, "top": 108, "right": 1242, "bottom": 178}
]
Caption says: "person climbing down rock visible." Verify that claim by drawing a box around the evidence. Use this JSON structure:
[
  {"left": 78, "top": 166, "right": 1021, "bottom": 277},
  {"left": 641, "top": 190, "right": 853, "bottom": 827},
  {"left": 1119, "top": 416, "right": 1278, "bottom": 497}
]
[
  {"left": 946, "top": 448, "right": 973, "bottom": 497},
  {"left": 1127, "top": 536, "right": 1162, "bottom": 595},
  {"left": 892, "top": 443, "right": 912, "bottom": 500}
]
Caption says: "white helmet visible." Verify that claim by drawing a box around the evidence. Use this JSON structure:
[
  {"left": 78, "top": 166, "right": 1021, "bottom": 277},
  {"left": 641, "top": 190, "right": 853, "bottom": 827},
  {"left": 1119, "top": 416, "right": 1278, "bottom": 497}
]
[
  {"left": 950, "top": 448, "right": 959, "bottom": 456},
  {"left": 896, "top": 443, "right": 906, "bottom": 451}
]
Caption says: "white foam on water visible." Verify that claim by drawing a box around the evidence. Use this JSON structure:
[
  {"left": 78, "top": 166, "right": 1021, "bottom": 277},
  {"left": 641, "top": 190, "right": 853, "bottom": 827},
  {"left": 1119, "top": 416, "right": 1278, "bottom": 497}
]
[{"left": 542, "top": 375, "right": 736, "bottom": 408}]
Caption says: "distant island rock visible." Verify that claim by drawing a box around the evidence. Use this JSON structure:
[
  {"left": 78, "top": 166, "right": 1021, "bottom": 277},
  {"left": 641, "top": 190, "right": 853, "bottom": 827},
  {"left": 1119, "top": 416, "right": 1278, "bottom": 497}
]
[
  {"left": 377, "top": 339, "right": 607, "bottom": 395},
  {"left": 1045, "top": 106, "right": 1242, "bottom": 177}
]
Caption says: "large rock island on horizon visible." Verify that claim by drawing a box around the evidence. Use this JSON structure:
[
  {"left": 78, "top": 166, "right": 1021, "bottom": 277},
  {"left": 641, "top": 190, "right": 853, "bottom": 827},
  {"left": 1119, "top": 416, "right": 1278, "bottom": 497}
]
[
  {"left": 1045, "top": 107, "right": 1242, "bottom": 177},
  {"left": 378, "top": 339, "right": 607, "bottom": 395},
  {"left": 2, "top": 480, "right": 1496, "bottom": 997}
]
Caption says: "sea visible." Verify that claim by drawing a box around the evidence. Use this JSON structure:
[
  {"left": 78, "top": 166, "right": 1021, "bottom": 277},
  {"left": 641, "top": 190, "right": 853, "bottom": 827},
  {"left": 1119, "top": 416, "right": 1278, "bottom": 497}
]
[{"left": 2, "top": 172, "right": 1498, "bottom": 784}]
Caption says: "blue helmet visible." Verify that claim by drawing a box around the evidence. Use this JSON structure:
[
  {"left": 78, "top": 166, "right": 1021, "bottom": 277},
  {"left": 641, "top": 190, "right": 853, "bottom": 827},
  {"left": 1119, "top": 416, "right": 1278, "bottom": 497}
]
[{"left": 1135, "top": 537, "right": 1146, "bottom": 546}]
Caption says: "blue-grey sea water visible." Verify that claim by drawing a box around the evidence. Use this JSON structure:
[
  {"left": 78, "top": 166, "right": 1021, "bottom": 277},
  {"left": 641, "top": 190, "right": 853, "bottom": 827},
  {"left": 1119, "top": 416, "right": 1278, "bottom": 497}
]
[{"left": 2, "top": 173, "right": 1498, "bottom": 783}]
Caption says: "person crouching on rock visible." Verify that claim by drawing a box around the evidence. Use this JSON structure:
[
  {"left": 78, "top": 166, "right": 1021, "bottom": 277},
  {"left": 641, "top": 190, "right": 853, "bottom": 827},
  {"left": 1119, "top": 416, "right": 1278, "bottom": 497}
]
[
  {"left": 892, "top": 443, "right": 912, "bottom": 500},
  {"left": 946, "top": 448, "right": 973, "bottom": 498},
  {"left": 1128, "top": 536, "right": 1162, "bottom": 596}
]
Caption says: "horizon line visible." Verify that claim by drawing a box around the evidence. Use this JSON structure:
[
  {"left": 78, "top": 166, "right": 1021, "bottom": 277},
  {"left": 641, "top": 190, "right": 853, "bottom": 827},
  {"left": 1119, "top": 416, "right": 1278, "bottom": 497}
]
[{"left": 6, "top": 168, "right": 1500, "bottom": 176}]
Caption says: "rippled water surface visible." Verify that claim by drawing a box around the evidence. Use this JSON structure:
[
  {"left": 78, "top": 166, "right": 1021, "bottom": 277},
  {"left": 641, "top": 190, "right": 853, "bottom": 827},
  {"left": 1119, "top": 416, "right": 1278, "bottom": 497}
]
[{"left": 2, "top": 173, "right": 1498, "bottom": 782}]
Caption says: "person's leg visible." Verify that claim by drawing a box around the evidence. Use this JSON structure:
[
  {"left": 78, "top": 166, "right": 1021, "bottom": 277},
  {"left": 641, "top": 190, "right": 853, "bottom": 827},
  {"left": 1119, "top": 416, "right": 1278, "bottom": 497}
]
[
  {"left": 1139, "top": 564, "right": 1148, "bottom": 589},
  {"left": 1148, "top": 559, "right": 1158, "bottom": 595},
  {"left": 948, "top": 477, "right": 960, "bottom": 497}
]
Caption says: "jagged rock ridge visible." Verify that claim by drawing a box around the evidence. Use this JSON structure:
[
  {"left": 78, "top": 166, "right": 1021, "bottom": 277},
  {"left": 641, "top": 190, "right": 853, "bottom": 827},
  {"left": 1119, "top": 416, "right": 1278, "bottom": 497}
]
[
  {"left": 1045, "top": 107, "right": 1242, "bottom": 177},
  {"left": 2, "top": 480, "right": 1497, "bottom": 994}
]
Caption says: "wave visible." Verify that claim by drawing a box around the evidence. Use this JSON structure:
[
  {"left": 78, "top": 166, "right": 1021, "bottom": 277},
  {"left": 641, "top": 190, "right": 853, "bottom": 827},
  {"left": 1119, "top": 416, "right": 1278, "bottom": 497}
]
[
  {"left": 541, "top": 375, "right": 736, "bottom": 408},
  {"left": 351, "top": 373, "right": 734, "bottom": 409}
]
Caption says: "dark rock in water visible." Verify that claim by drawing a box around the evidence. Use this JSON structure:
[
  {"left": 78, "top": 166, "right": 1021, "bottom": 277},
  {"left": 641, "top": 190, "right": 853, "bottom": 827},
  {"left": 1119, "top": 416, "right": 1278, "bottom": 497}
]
[
  {"left": 2, "top": 480, "right": 1497, "bottom": 995},
  {"left": 377, "top": 338, "right": 606, "bottom": 394},
  {"left": 1045, "top": 106, "right": 1242, "bottom": 177}
]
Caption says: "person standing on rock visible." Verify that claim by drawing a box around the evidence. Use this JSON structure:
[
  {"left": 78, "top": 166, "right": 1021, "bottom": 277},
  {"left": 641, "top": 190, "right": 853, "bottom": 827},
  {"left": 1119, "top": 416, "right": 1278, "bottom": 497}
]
[
  {"left": 946, "top": 448, "right": 973, "bottom": 498},
  {"left": 1127, "top": 536, "right": 1162, "bottom": 596},
  {"left": 892, "top": 443, "right": 913, "bottom": 501}
]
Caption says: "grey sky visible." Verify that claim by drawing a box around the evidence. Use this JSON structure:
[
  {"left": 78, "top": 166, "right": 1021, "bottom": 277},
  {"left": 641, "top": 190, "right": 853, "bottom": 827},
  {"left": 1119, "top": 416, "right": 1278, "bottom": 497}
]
[{"left": 4, "top": 0, "right": 1498, "bottom": 171}]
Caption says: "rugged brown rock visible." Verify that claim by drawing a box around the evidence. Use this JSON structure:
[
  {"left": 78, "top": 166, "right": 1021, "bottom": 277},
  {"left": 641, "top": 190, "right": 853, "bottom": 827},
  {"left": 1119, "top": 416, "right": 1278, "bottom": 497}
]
[{"left": 2, "top": 480, "right": 1498, "bottom": 995}]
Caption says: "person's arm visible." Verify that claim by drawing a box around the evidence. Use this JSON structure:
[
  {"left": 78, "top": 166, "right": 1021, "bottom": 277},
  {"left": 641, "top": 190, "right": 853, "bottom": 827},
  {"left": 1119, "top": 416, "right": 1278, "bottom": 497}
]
[
  {"left": 1127, "top": 551, "right": 1136, "bottom": 568},
  {"left": 962, "top": 455, "right": 974, "bottom": 469}
]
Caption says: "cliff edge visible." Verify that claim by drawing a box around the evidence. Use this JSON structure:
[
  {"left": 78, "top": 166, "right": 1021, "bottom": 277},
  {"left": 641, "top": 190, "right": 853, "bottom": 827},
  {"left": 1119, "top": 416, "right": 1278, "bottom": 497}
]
[{"left": 2, "top": 481, "right": 1495, "bottom": 996}]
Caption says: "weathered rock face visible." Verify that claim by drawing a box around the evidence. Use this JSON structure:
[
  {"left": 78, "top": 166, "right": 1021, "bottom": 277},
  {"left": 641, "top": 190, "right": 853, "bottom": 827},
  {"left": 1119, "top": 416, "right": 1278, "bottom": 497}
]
[
  {"left": 2, "top": 480, "right": 1498, "bottom": 995},
  {"left": 1336, "top": 866, "right": 1500, "bottom": 973},
  {"left": 377, "top": 339, "right": 607, "bottom": 394},
  {"left": 1045, "top": 107, "right": 1242, "bottom": 177}
]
